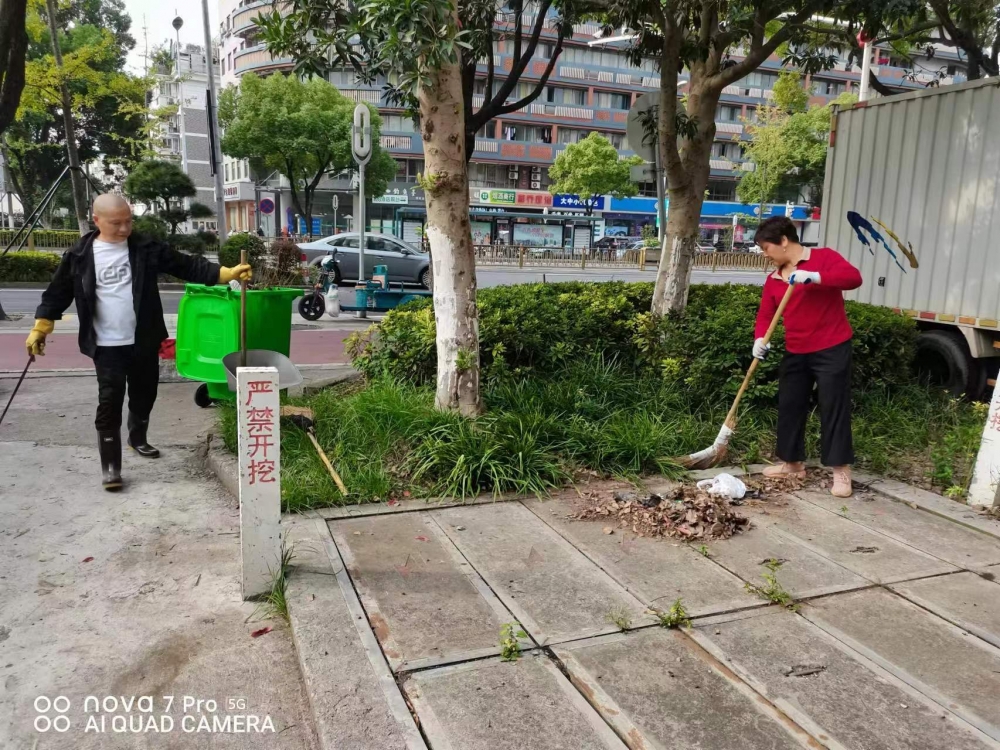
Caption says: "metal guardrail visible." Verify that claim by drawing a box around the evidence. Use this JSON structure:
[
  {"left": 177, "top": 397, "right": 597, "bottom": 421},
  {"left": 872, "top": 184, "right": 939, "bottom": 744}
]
[{"left": 471, "top": 245, "right": 771, "bottom": 271}]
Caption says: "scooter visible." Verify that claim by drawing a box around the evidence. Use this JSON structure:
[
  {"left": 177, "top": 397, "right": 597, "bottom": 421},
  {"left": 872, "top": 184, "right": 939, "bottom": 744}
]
[{"left": 297, "top": 254, "right": 341, "bottom": 321}]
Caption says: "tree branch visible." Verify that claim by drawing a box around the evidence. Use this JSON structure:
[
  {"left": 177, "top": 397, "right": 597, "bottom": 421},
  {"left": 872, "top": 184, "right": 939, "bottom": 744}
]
[
  {"left": 491, "top": 0, "right": 548, "bottom": 107},
  {"left": 493, "top": 23, "right": 565, "bottom": 116},
  {"left": 652, "top": 3, "right": 684, "bottom": 186},
  {"left": 715, "top": 1, "right": 826, "bottom": 88}
]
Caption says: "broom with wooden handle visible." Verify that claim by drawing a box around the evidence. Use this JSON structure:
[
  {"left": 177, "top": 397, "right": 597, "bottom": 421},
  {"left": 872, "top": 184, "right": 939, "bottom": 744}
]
[{"left": 676, "top": 283, "right": 796, "bottom": 470}]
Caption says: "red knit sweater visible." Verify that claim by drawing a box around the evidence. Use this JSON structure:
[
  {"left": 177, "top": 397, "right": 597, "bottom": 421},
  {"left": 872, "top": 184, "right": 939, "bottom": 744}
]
[{"left": 754, "top": 247, "right": 863, "bottom": 355}]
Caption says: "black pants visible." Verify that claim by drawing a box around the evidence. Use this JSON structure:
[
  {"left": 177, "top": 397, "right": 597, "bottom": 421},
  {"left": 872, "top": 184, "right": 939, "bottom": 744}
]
[
  {"left": 94, "top": 345, "right": 159, "bottom": 432},
  {"left": 776, "top": 339, "right": 855, "bottom": 467}
]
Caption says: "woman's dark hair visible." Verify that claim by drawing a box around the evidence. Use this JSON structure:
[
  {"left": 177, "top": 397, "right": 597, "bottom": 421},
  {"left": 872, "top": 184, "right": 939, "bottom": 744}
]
[{"left": 755, "top": 216, "right": 799, "bottom": 245}]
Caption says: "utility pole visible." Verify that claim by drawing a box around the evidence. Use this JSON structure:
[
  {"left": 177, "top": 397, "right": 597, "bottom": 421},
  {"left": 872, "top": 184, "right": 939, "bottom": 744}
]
[
  {"left": 201, "top": 0, "right": 227, "bottom": 243},
  {"left": 44, "top": 0, "right": 89, "bottom": 235}
]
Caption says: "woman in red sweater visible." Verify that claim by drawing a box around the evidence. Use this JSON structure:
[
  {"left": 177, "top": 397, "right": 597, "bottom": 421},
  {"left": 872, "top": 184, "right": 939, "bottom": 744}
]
[{"left": 751, "top": 216, "right": 863, "bottom": 498}]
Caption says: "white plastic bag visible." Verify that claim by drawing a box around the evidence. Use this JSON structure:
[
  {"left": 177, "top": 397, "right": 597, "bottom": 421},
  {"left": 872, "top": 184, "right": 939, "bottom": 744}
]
[
  {"left": 325, "top": 287, "right": 341, "bottom": 318},
  {"left": 696, "top": 473, "right": 746, "bottom": 500}
]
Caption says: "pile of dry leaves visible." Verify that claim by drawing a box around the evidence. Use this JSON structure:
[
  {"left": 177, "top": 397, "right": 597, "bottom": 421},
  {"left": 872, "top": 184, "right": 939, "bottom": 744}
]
[{"left": 572, "top": 484, "right": 751, "bottom": 541}]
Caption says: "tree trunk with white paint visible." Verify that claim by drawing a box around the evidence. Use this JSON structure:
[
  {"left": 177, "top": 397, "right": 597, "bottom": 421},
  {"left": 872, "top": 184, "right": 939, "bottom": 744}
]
[
  {"left": 418, "top": 53, "right": 481, "bottom": 416},
  {"left": 651, "top": 75, "right": 721, "bottom": 315}
]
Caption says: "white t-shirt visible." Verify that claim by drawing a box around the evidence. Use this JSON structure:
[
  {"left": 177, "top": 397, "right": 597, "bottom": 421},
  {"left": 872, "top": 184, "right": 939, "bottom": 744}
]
[{"left": 92, "top": 239, "right": 137, "bottom": 346}]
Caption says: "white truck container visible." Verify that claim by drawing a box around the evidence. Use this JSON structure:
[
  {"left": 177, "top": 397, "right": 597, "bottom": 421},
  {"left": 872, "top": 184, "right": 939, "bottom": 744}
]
[{"left": 820, "top": 77, "right": 1000, "bottom": 398}]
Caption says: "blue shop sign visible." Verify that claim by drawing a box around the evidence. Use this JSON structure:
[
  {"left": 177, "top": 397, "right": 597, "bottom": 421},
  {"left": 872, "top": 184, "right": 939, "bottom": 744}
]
[{"left": 553, "top": 194, "right": 604, "bottom": 210}]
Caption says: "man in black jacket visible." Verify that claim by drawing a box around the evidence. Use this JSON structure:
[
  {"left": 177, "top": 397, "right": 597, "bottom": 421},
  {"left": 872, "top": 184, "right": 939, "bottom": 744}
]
[{"left": 25, "top": 194, "right": 251, "bottom": 491}]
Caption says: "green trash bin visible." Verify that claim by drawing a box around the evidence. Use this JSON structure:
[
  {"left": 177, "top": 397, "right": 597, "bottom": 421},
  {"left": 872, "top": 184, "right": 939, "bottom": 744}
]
[{"left": 175, "top": 284, "right": 305, "bottom": 405}]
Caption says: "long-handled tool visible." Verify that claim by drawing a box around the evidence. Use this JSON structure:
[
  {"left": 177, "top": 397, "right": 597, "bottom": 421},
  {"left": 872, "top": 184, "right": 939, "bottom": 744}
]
[
  {"left": 280, "top": 405, "right": 348, "bottom": 496},
  {"left": 239, "top": 246, "right": 248, "bottom": 369},
  {"left": 0, "top": 355, "right": 34, "bottom": 428},
  {"left": 676, "top": 283, "right": 796, "bottom": 470}
]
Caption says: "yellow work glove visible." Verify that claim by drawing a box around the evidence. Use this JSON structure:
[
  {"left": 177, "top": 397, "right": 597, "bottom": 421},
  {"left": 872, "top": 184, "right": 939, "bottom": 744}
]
[
  {"left": 219, "top": 264, "right": 253, "bottom": 284},
  {"left": 25, "top": 319, "right": 54, "bottom": 357}
]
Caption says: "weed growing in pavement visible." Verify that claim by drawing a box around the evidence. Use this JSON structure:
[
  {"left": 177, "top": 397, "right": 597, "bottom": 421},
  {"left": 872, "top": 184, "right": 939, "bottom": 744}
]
[
  {"left": 499, "top": 623, "right": 527, "bottom": 661},
  {"left": 840, "top": 505, "right": 850, "bottom": 516},
  {"left": 657, "top": 598, "right": 691, "bottom": 629},
  {"left": 745, "top": 559, "right": 796, "bottom": 609},
  {"left": 252, "top": 544, "right": 295, "bottom": 623},
  {"left": 696, "top": 545, "right": 711, "bottom": 557},
  {"left": 606, "top": 604, "right": 633, "bottom": 631}
]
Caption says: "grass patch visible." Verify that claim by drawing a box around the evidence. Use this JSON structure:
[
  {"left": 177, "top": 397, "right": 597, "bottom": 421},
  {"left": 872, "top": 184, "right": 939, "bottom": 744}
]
[
  {"left": 499, "top": 623, "right": 526, "bottom": 661},
  {"left": 606, "top": 604, "right": 634, "bottom": 631},
  {"left": 251, "top": 545, "right": 294, "bottom": 623},
  {"left": 745, "top": 559, "right": 796, "bottom": 609},
  {"left": 218, "top": 358, "right": 984, "bottom": 513}
]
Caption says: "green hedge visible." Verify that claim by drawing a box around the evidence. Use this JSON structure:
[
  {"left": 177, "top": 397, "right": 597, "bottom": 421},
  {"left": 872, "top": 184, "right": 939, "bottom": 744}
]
[
  {"left": 218, "top": 233, "right": 266, "bottom": 268},
  {"left": 349, "top": 282, "right": 917, "bottom": 406},
  {"left": 0, "top": 251, "right": 62, "bottom": 282}
]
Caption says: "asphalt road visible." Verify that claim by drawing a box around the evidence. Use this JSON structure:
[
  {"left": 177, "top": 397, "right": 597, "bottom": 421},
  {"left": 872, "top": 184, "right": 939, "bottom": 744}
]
[{"left": 0, "top": 268, "right": 764, "bottom": 315}]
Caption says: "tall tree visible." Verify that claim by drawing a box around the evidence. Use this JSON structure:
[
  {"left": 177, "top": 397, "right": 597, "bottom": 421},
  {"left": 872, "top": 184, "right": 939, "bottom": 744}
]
[
  {"left": 124, "top": 159, "right": 210, "bottom": 234},
  {"left": 7, "top": 0, "right": 146, "bottom": 226},
  {"left": 257, "top": 0, "right": 604, "bottom": 415},
  {"left": 44, "top": 0, "right": 89, "bottom": 233},
  {"left": 547, "top": 132, "right": 642, "bottom": 215},
  {"left": 606, "top": 0, "right": 915, "bottom": 314},
  {"left": 738, "top": 91, "right": 856, "bottom": 209},
  {"left": 0, "top": 0, "right": 29, "bottom": 136},
  {"left": 217, "top": 73, "right": 395, "bottom": 234}
]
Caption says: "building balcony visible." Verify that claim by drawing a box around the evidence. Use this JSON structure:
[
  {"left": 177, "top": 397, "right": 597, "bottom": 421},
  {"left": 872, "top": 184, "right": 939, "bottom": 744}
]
[{"left": 233, "top": 44, "right": 292, "bottom": 75}]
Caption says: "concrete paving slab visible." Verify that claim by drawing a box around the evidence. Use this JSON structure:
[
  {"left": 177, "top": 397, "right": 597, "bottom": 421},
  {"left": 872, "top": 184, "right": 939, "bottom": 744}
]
[
  {"left": 553, "top": 628, "right": 813, "bottom": 749},
  {"left": 704, "top": 524, "right": 870, "bottom": 600},
  {"left": 854, "top": 471, "right": 1000, "bottom": 541},
  {"left": 891, "top": 572, "right": 1000, "bottom": 648},
  {"left": 434, "top": 503, "right": 653, "bottom": 645},
  {"left": 693, "top": 609, "right": 995, "bottom": 750},
  {"left": 521, "top": 496, "right": 755, "bottom": 617},
  {"left": 745, "top": 495, "right": 957, "bottom": 583},
  {"left": 403, "top": 654, "right": 627, "bottom": 750},
  {"left": 803, "top": 588, "right": 1000, "bottom": 741},
  {"left": 287, "top": 570, "right": 422, "bottom": 750},
  {"left": 329, "top": 513, "right": 519, "bottom": 671},
  {"left": 795, "top": 490, "right": 1000, "bottom": 569}
]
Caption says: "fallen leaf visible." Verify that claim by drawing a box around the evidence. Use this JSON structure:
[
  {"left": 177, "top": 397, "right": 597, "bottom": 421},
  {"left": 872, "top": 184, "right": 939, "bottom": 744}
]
[
  {"left": 387, "top": 499, "right": 399, "bottom": 507},
  {"left": 81, "top": 557, "right": 94, "bottom": 563},
  {"left": 250, "top": 626, "right": 272, "bottom": 638},
  {"left": 603, "top": 527, "right": 614, "bottom": 535},
  {"left": 415, "top": 535, "right": 429, "bottom": 542},
  {"left": 403, "top": 490, "right": 412, "bottom": 498}
]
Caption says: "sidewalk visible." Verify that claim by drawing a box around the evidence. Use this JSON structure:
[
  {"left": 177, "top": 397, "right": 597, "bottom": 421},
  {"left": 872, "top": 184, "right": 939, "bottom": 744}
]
[{"left": 0, "top": 375, "right": 319, "bottom": 749}]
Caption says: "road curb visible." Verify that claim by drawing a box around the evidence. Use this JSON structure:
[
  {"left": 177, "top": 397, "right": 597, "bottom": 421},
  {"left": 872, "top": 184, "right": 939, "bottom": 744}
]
[{"left": 202, "top": 436, "right": 240, "bottom": 500}]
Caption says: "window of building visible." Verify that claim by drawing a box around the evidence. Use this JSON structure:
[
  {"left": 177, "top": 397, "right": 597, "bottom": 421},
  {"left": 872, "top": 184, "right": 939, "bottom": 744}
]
[
  {"left": 382, "top": 115, "right": 415, "bottom": 132},
  {"left": 476, "top": 121, "right": 494, "bottom": 138},
  {"left": 604, "top": 131, "right": 627, "bottom": 149},
  {"left": 716, "top": 104, "right": 741, "bottom": 122},
  {"left": 546, "top": 86, "right": 586, "bottom": 105},
  {"left": 225, "top": 162, "right": 231, "bottom": 181},
  {"left": 329, "top": 68, "right": 359, "bottom": 87},
  {"left": 820, "top": 79, "right": 845, "bottom": 96},
  {"left": 395, "top": 159, "right": 407, "bottom": 180},
  {"left": 503, "top": 124, "right": 551, "bottom": 143},
  {"left": 227, "top": 52, "right": 232, "bottom": 72},
  {"left": 594, "top": 90, "right": 629, "bottom": 109},
  {"left": 557, "top": 128, "right": 587, "bottom": 144},
  {"left": 742, "top": 71, "right": 778, "bottom": 89},
  {"left": 469, "top": 163, "right": 500, "bottom": 187},
  {"left": 707, "top": 180, "right": 736, "bottom": 200}
]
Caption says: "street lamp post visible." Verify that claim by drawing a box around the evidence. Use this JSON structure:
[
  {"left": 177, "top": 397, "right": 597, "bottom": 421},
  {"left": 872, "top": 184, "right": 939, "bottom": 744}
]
[
  {"left": 352, "top": 104, "right": 372, "bottom": 319},
  {"left": 200, "top": 0, "right": 227, "bottom": 242}
]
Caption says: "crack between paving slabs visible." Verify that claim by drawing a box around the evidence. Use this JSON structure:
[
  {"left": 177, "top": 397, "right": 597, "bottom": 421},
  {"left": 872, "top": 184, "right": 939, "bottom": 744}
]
[{"left": 792, "top": 602, "right": 1000, "bottom": 746}]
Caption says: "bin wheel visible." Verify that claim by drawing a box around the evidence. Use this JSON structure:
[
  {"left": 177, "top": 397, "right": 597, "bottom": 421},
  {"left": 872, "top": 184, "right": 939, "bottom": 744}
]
[
  {"left": 194, "top": 384, "right": 213, "bottom": 408},
  {"left": 298, "top": 293, "right": 325, "bottom": 321}
]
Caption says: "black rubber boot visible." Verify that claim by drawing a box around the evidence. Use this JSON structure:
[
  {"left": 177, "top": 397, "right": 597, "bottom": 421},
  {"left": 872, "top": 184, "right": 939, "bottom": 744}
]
[
  {"left": 98, "top": 431, "right": 123, "bottom": 491},
  {"left": 127, "top": 414, "right": 160, "bottom": 458}
]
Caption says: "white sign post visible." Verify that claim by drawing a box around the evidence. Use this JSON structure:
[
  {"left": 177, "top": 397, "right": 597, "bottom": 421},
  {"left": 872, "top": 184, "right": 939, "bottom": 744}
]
[
  {"left": 968, "top": 377, "right": 1000, "bottom": 507},
  {"left": 236, "top": 366, "right": 283, "bottom": 599},
  {"left": 352, "top": 104, "right": 372, "bottom": 319}
]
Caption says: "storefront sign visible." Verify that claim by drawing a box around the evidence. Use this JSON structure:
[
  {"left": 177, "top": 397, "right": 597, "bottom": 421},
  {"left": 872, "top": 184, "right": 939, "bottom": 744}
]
[
  {"left": 224, "top": 182, "right": 256, "bottom": 202},
  {"left": 553, "top": 194, "right": 604, "bottom": 211},
  {"left": 470, "top": 188, "right": 554, "bottom": 207},
  {"left": 373, "top": 193, "right": 408, "bottom": 205}
]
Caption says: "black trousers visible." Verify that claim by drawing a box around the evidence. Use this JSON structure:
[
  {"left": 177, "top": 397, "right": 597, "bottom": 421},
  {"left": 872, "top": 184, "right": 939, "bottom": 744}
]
[
  {"left": 776, "top": 339, "right": 855, "bottom": 467},
  {"left": 94, "top": 345, "right": 159, "bottom": 432}
]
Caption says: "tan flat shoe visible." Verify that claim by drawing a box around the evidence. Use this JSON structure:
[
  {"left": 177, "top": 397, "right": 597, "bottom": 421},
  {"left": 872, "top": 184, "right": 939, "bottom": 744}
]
[
  {"left": 831, "top": 466, "right": 853, "bottom": 498},
  {"left": 763, "top": 462, "right": 807, "bottom": 479}
]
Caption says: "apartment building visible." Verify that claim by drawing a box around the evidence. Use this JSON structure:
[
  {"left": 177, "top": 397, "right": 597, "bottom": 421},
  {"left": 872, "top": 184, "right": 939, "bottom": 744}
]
[
  {"left": 215, "top": 1, "right": 967, "bottom": 243},
  {"left": 148, "top": 42, "right": 220, "bottom": 233}
]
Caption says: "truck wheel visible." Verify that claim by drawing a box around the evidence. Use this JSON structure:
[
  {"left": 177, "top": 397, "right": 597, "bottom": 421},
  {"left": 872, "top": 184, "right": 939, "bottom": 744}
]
[
  {"left": 298, "top": 293, "right": 325, "bottom": 321},
  {"left": 914, "top": 329, "right": 984, "bottom": 399},
  {"left": 194, "top": 384, "right": 213, "bottom": 408}
]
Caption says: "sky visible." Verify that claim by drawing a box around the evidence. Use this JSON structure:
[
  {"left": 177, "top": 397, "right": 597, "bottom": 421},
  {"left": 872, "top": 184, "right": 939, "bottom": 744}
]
[{"left": 120, "top": 0, "right": 220, "bottom": 74}]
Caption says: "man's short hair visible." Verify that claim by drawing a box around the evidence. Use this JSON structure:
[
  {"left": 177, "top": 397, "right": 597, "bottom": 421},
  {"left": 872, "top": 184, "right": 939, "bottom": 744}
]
[{"left": 755, "top": 216, "right": 799, "bottom": 244}]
